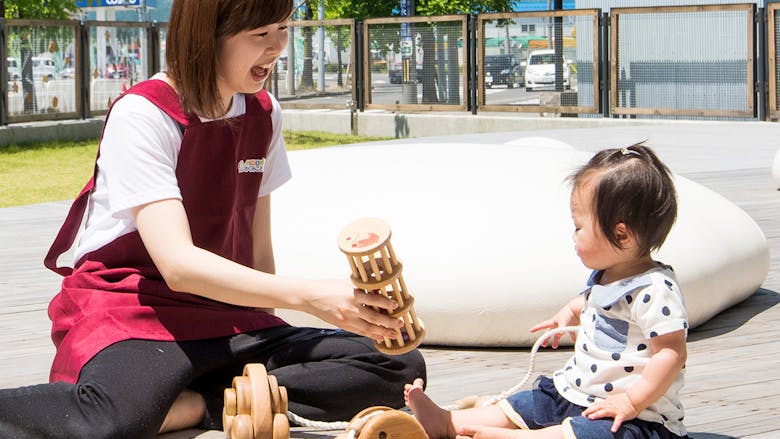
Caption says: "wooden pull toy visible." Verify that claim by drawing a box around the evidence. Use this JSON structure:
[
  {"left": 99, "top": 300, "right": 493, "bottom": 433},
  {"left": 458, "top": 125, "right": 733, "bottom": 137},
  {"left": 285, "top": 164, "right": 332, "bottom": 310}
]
[
  {"left": 338, "top": 218, "right": 425, "bottom": 355},
  {"left": 223, "top": 363, "right": 290, "bottom": 439},
  {"left": 335, "top": 406, "right": 427, "bottom": 439}
]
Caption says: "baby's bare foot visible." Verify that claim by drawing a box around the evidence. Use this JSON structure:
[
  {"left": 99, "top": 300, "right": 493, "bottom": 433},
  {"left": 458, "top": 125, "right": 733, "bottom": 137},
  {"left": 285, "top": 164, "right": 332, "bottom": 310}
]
[{"left": 405, "top": 379, "right": 453, "bottom": 439}]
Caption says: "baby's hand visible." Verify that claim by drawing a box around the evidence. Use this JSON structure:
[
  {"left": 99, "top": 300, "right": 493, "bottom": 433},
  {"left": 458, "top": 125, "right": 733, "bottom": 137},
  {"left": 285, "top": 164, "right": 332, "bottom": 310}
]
[
  {"left": 581, "top": 393, "right": 638, "bottom": 432},
  {"left": 529, "top": 309, "right": 579, "bottom": 348}
]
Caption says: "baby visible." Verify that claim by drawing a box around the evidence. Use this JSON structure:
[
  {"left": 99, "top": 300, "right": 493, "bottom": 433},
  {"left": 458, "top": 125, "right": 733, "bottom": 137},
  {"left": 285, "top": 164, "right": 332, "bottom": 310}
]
[{"left": 405, "top": 144, "right": 689, "bottom": 439}]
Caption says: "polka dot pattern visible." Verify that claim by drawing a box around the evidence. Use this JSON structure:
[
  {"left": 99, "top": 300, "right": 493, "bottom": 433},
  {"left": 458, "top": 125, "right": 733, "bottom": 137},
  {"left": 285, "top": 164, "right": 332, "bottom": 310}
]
[{"left": 552, "top": 266, "right": 687, "bottom": 435}]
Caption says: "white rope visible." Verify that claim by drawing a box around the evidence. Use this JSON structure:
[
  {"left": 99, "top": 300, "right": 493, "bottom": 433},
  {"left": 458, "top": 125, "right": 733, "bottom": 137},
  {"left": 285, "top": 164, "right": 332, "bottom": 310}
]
[
  {"left": 285, "top": 325, "right": 581, "bottom": 431},
  {"left": 442, "top": 325, "right": 580, "bottom": 410}
]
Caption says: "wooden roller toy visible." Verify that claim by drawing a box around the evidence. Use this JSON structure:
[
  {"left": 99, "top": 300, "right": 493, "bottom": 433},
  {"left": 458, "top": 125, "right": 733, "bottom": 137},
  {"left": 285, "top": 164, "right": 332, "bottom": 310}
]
[
  {"left": 335, "top": 406, "right": 427, "bottom": 439},
  {"left": 337, "top": 218, "right": 425, "bottom": 355},
  {"left": 223, "top": 363, "right": 290, "bottom": 439}
]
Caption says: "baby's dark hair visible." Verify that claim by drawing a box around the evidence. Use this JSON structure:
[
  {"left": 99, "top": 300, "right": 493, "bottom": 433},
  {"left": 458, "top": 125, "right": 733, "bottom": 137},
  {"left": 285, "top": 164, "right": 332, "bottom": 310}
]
[{"left": 569, "top": 143, "right": 677, "bottom": 256}]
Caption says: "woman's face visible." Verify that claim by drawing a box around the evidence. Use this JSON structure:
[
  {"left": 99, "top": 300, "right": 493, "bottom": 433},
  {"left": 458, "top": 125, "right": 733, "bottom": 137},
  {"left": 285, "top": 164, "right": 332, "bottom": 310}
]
[{"left": 216, "top": 19, "right": 289, "bottom": 102}]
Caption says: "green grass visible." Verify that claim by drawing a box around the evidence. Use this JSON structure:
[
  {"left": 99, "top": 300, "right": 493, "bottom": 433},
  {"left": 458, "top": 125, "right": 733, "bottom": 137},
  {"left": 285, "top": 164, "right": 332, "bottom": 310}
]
[{"left": 0, "top": 131, "right": 390, "bottom": 208}]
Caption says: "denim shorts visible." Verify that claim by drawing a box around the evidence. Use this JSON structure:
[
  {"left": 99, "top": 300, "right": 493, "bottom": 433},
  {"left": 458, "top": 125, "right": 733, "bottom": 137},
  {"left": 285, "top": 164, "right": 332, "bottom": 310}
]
[{"left": 501, "top": 376, "right": 688, "bottom": 439}]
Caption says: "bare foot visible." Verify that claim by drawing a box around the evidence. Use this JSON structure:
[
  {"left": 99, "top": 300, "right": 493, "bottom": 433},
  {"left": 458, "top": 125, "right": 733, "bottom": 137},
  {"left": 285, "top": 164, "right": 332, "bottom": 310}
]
[
  {"left": 159, "top": 389, "right": 206, "bottom": 433},
  {"left": 404, "top": 379, "right": 454, "bottom": 439}
]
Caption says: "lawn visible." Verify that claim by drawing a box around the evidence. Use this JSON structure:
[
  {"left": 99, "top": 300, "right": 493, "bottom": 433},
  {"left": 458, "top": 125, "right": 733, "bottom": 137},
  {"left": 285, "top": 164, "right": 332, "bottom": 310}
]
[{"left": 0, "top": 131, "right": 390, "bottom": 208}]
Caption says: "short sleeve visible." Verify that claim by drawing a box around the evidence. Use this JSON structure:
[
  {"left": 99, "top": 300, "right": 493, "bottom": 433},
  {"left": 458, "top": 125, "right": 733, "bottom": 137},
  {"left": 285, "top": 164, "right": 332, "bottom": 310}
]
[
  {"left": 632, "top": 279, "right": 688, "bottom": 339},
  {"left": 258, "top": 94, "right": 292, "bottom": 197},
  {"left": 97, "top": 94, "right": 184, "bottom": 218}
]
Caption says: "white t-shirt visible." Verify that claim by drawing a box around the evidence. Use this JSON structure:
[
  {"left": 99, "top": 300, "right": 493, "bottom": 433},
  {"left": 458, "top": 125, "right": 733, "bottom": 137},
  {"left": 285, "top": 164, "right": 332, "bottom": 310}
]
[
  {"left": 553, "top": 265, "right": 688, "bottom": 436},
  {"left": 73, "top": 73, "right": 291, "bottom": 263}
]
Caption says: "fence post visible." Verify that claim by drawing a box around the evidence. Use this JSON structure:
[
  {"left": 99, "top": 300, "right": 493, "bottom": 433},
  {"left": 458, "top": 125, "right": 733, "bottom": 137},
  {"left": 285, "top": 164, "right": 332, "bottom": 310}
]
[
  {"left": 1, "top": 18, "right": 8, "bottom": 126},
  {"left": 600, "top": 11, "right": 610, "bottom": 118},
  {"left": 756, "top": 7, "right": 767, "bottom": 121},
  {"left": 468, "top": 14, "right": 478, "bottom": 115},
  {"left": 150, "top": 21, "right": 160, "bottom": 77},
  {"left": 79, "top": 21, "right": 90, "bottom": 120},
  {"left": 354, "top": 19, "right": 364, "bottom": 111}
]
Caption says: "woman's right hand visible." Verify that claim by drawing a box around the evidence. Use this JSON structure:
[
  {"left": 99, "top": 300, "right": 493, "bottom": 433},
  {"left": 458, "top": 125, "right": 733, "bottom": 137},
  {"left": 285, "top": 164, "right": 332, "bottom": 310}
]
[{"left": 302, "top": 279, "right": 404, "bottom": 341}]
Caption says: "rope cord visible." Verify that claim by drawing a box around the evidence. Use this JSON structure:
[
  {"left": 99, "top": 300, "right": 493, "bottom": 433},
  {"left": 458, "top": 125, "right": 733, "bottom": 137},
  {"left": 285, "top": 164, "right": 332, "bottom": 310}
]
[{"left": 285, "top": 326, "right": 581, "bottom": 431}]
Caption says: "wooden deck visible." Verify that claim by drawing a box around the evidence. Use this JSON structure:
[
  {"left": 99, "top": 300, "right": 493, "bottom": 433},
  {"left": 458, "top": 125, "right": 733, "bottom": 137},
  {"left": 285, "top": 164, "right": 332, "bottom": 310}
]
[{"left": 1, "top": 121, "right": 779, "bottom": 438}]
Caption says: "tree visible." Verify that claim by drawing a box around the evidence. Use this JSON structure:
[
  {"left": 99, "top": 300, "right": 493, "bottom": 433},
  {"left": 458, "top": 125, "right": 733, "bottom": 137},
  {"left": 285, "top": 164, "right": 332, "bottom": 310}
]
[
  {"left": 324, "top": 0, "right": 396, "bottom": 88},
  {"left": 3, "top": 0, "right": 77, "bottom": 19},
  {"left": 414, "top": 0, "right": 513, "bottom": 104}
]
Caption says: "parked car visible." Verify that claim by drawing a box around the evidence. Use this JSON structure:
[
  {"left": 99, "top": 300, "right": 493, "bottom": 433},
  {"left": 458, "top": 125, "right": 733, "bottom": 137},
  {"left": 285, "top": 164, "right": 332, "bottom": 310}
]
[
  {"left": 32, "top": 57, "right": 56, "bottom": 81},
  {"left": 484, "top": 54, "right": 522, "bottom": 89},
  {"left": 7, "top": 57, "right": 19, "bottom": 81},
  {"left": 523, "top": 49, "right": 570, "bottom": 92}
]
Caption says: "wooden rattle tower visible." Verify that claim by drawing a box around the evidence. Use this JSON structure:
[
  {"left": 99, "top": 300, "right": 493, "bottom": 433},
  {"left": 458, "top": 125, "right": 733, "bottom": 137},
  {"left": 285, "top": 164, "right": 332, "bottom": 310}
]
[
  {"left": 338, "top": 218, "right": 424, "bottom": 354},
  {"left": 223, "top": 364, "right": 290, "bottom": 439}
]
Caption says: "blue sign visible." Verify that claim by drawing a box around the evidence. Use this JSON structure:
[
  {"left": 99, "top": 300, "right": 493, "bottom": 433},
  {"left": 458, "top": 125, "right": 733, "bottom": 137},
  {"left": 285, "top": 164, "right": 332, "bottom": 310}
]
[{"left": 75, "top": 0, "right": 157, "bottom": 7}]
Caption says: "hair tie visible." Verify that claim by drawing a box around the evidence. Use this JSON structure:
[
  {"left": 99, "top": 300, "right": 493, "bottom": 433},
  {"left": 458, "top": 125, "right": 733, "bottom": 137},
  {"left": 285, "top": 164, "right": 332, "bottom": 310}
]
[{"left": 621, "top": 147, "right": 641, "bottom": 157}]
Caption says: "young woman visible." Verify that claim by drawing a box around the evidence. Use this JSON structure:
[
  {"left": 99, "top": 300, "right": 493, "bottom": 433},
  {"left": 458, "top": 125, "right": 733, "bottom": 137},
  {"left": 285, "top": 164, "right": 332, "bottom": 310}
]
[{"left": 0, "top": 1, "right": 425, "bottom": 437}]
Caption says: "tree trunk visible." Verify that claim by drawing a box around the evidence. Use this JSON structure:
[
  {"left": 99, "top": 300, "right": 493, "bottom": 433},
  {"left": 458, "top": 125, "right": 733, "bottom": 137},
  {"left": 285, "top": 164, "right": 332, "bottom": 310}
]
[
  {"left": 336, "top": 30, "right": 343, "bottom": 87},
  {"left": 446, "top": 26, "right": 461, "bottom": 105},
  {"left": 300, "top": 4, "right": 314, "bottom": 90},
  {"left": 420, "top": 26, "right": 437, "bottom": 104}
]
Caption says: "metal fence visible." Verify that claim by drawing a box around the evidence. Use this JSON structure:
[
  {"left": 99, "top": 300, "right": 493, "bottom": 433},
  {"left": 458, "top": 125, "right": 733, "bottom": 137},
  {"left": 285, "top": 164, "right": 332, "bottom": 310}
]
[
  {"left": 770, "top": 1, "right": 780, "bottom": 120},
  {"left": 2, "top": 3, "right": 780, "bottom": 124}
]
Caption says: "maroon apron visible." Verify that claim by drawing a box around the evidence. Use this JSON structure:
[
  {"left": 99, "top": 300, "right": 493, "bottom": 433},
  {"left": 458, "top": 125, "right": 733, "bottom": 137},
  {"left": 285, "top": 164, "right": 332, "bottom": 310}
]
[{"left": 44, "top": 80, "right": 287, "bottom": 384}]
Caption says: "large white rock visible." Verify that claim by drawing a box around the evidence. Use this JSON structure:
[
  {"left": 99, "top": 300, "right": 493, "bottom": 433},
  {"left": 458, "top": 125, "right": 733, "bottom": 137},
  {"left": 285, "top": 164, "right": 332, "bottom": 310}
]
[{"left": 272, "top": 139, "right": 769, "bottom": 347}]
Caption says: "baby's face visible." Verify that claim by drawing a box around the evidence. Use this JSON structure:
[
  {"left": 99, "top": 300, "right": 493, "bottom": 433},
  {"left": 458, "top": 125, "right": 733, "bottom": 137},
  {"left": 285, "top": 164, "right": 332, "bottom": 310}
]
[{"left": 570, "top": 180, "right": 621, "bottom": 271}]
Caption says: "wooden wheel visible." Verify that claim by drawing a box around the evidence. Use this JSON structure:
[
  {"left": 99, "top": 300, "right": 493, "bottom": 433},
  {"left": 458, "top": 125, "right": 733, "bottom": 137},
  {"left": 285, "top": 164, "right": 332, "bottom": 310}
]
[
  {"left": 233, "top": 376, "right": 253, "bottom": 415},
  {"left": 272, "top": 413, "right": 290, "bottom": 439},
  {"left": 267, "top": 375, "right": 281, "bottom": 414},
  {"left": 225, "top": 387, "right": 238, "bottom": 416},
  {"left": 224, "top": 387, "right": 238, "bottom": 438},
  {"left": 278, "top": 386, "right": 288, "bottom": 415},
  {"left": 244, "top": 364, "right": 274, "bottom": 439},
  {"left": 231, "top": 414, "right": 254, "bottom": 439},
  {"left": 357, "top": 409, "right": 427, "bottom": 439}
]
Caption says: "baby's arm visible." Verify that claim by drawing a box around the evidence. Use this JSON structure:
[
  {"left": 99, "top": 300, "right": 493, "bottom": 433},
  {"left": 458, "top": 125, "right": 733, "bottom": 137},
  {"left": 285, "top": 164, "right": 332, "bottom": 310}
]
[
  {"left": 529, "top": 295, "right": 585, "bottom": 348},
  {"left": 582, "top": 329, "right": 687, "bottom": 432}
]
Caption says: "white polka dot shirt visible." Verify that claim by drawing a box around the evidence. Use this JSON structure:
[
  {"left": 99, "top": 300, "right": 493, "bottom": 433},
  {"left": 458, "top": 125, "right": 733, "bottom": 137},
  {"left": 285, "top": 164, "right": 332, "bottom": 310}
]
[{"left": 552, "top": 264, "right": 688, "bottom": 436}]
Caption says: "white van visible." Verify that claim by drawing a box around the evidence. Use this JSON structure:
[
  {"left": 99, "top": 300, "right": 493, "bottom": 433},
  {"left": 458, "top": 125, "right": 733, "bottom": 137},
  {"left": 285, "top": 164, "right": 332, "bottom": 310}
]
[
  {"left": 523, "top": 49, "right": 570, "bottom": 92},
  {"left": 32, "top": 57, "right": 56, "bottom": 80}
]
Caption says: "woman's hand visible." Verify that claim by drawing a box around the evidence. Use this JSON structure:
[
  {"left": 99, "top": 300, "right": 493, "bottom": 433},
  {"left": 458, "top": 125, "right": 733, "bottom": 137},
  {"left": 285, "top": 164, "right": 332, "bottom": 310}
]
[{"left": 302, "top": 279, "right": 404, "bottom": 341}]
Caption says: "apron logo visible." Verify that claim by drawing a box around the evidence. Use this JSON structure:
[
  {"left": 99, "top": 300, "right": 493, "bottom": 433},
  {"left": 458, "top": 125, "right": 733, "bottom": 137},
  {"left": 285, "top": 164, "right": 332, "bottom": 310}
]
[{"left": 238, "top": 158, "right": 266, "bottom": 173}]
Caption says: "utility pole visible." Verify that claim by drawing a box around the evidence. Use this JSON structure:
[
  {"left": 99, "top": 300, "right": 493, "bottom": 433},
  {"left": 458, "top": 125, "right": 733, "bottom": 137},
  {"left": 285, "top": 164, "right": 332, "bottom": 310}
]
[
  {"left": 399, "top": 0, "right": 416, "bottom": 104},
  {"left": 317, "top": 0, "right": 325, "bottom": 93},
  {"left": 553, "top": 0, "right": 564, "bottom": 92}
]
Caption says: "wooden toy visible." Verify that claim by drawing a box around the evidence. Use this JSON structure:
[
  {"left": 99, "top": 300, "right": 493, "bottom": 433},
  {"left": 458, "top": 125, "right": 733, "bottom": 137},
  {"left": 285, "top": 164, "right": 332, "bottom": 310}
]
[
  {"left": 335, "top": 406, "right": 427, "bottom": 439},
  {"left": 337, "top": 218, "right": 425, "bottom": 355},
  {"left": 223, "top": 363, "right": 290, "bottom": 439}
]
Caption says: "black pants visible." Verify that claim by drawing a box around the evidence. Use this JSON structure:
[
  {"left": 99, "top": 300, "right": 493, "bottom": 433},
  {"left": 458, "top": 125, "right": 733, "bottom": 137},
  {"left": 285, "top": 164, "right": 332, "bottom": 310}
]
[{"left": 0, "top": 326, "right": 426, "bottom": 439}]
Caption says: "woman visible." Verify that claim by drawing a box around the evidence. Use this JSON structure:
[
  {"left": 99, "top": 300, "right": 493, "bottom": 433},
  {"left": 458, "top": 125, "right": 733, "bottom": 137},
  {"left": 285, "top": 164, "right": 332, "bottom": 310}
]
[{"left": 0, "top": 1, "right": 425, "bottom": 437}]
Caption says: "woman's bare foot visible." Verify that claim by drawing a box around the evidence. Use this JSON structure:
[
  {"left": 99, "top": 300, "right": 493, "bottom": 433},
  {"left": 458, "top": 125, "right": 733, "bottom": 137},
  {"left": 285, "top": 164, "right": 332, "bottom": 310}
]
[
  {"left": 159, "top": 389, "right": 206, "bottom": 433},
  {"left": 404, "top": 378, "right": 455, "bottom": 439}
]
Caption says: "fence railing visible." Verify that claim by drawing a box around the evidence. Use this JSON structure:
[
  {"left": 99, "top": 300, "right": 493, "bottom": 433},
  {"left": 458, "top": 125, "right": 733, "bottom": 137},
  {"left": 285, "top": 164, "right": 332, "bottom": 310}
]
[
  {"left": 769, "top": 2, "right": 779, "bottom": 121},
  {"left": 2, "top": 3, "right": 779, "bottom": 124}
]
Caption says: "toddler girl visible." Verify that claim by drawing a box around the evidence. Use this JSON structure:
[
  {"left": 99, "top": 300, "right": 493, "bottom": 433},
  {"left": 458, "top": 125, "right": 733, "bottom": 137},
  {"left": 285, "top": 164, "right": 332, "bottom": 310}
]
[{"left": 405, "top": 144, "right": 688, "bottom": 439}]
